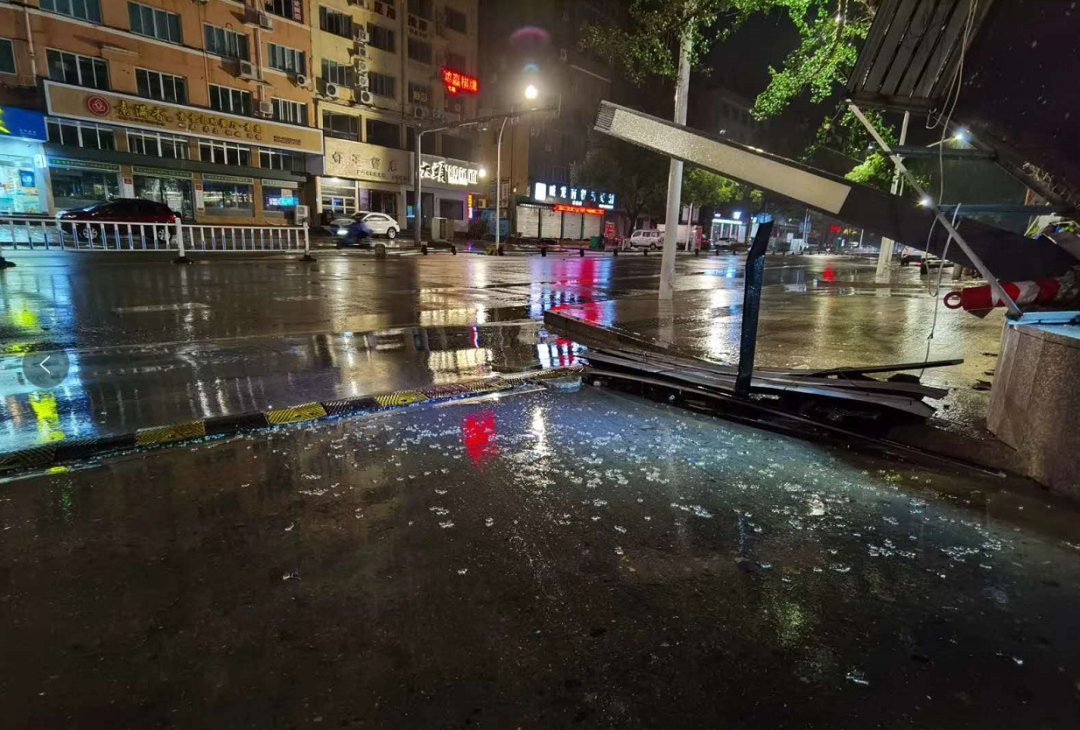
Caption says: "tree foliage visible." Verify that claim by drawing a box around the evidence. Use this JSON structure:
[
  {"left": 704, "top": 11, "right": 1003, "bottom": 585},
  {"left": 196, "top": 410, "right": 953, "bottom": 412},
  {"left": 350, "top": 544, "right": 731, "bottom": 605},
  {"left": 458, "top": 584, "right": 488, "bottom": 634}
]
[
  {"left": 750, "top": 0, "right": 875, "bottom": 119},
  {"left": 682, "top": 168, "right": 764, "bottom": 209},
  {"left": 580, "top": 0, "right": 754, "bottom": 85},
  {"left": 571, "top": 139, "right": 668, "bottom": 226}
]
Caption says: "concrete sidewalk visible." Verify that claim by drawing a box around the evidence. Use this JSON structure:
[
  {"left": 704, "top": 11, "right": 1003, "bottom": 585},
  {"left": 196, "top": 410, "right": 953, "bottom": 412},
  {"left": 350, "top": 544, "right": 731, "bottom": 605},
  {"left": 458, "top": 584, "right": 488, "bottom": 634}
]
[{"left": 544, "top": 283, "right": 1020, "bottom": 478}]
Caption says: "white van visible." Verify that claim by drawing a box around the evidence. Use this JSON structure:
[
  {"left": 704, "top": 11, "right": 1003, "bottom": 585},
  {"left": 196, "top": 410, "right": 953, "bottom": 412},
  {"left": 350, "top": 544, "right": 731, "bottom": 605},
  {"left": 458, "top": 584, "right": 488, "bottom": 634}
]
[{"left": 624, "top": 229, "right": 663, "bottom": 250}]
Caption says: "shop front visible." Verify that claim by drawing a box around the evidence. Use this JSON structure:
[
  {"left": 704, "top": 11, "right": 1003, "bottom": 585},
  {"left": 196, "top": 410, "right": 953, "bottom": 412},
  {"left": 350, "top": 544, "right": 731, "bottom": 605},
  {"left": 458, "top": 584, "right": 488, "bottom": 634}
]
[
  {"left": 517, "top": 181, "right": 617, "bottom": 241},
  {"left": 43, "top": 81, "right": 321, "bottom": 224},
  {"left": 313, "top": 136, "right": 411, "bottom": 229},
  {"left": 0, "top": 106, "right": 49, "bottom": 215},
  {"left": 132, "top": 166, "right": 194, "bottom": 220},
  {"left": 48, "top": 156, "right": 121, "bottom": 212},
  {"left": 419, "top": 154, "right": 484, "bottom": 234}
]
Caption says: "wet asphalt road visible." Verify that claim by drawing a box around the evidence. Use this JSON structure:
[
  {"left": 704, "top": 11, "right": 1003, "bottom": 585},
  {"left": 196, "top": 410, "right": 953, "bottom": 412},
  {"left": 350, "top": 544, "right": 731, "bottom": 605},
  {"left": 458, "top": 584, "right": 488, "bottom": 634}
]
[
  {"left": 0, "top": 250, "right": 995, "bottom": 452},
  {"left": 3, "top": 387, "right": 1080, "bottom": 728}
]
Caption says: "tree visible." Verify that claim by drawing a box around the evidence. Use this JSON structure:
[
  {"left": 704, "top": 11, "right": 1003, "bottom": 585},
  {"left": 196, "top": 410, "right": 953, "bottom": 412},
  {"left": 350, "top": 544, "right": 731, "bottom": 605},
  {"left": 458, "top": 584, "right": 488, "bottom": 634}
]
[
  {"left": 572, "top": 139, "right": 668, "bottom": 232},
  {"left": 582, "top": 0, "right": 753, "bottom": 298}
]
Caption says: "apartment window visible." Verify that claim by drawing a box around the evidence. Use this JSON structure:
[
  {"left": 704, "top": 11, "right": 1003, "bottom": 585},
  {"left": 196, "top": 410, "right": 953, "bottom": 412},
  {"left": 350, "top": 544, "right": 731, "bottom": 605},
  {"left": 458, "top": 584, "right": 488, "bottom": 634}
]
[
  {"left": 319, "top": 7, "right": 353, "bottom": 38},
  {"left": 322, "top": 111, "right": 359, "bottom": 142},
  {"left": 444, "top": 7, "right": 466, "bottom": 34},
  {"left": 136, "top": 68, "right": 187, "bottom": 104},
  {"left": 272, "top": 98, "right": 308, "bottom": 126},
  {"left": 407, "top": 39, "right": 432, "bottom": 64},
  {"left": 268, "top": 44, "right": 305, "bottom": 75},
  {"left": 202, "top": 181, "right": 254, "bottom": 216},
  {"left": 46, "top": 50, "right": 108, "bottom": 89},
  {"left": 407, "top": 0, "right": 432, "bottom": 20},
  {"left": 127, "top": 130, "right": 190, "bottom": 159},
  {"left": 367, "top": 24, "right": 395, "bottom": 53},
  {"left": 265, "top": 0, "right": 303, "bottom": 23},
  {"left": 0, "top": 39, "right": 14, "bottom": 75},
  {"left": 407, "top": 82, "right": 430, "bottom": 106},
  {"left": 204, "top": 25, "right": 249, "bottom": 60},
  {"left": 366, "top": 118, "right": 399, "bottom": 149},
  {"left": 128, "top": 2, "right": 182, "bottom": 44},
  {"left": 321, "top": 59, "right": 353, "bottom": 88},
  {"left": 209, "top": 85, "right": 252, "bottom": 116},
  {"left": 368, "top": 71, "right": 395, "bottom": 99},
  {"left": 199, "top": 140, "right": 251, "bottom": 166},
  {"left": 40, "top": 0, "right": 101, "bottom": 23},
  {"left": 259, "top": 148, "right": 304, "bottom": 172},
  {"left": 46, "top": 118, "right": 115, "bottom": 150}
]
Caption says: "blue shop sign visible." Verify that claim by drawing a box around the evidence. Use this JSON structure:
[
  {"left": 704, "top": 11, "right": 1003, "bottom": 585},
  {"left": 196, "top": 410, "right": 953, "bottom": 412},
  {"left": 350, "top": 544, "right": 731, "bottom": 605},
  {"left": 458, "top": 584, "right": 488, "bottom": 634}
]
[{"left": 0, "top": 107, "right": 48, "bottom": 142}]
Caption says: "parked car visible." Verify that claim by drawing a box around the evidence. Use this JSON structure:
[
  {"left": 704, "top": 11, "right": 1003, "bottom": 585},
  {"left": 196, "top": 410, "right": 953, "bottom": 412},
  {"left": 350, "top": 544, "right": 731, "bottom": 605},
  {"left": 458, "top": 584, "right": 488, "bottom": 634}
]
[
  {"left": 328, "top": 212, "right": 400, "bottom": 242},
  {"left": 623, "top": 229, "right": 663, "bottom": 250},
  {"left": 57, "top": 198, "right": 180, "bottom": 242}
]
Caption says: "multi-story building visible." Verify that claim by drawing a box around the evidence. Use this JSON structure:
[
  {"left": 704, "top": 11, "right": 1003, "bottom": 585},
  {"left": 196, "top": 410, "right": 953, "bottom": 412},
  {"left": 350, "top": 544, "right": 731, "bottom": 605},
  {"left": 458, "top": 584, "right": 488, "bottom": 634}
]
[
  {"left": 0, "top": 0, "right": 481, "bottom": 232},
  {"left": 476, "top": 0, "right": 637, "bottom": 239},
  {"left": 0, "top": 0, "right": 321, "bottom": 224},
  {"left": 309, "top": 0, "right": 482, "bottom": 234}
]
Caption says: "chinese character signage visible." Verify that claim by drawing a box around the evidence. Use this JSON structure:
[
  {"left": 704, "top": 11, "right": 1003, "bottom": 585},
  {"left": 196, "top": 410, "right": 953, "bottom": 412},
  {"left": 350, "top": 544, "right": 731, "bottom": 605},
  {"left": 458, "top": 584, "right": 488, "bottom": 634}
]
[
  {"left": 322, "top": 137, "right": 412, "bottom": 184},
  {"left": 43, "top": 81, "right": 323, "bottom": 153},
  {"left": 441, "top": 68, "right": 479, "bottom": 95},
  {"left": 420, "top": 155, "right": 481, "bottom": 187},
  {"left": 533, "top": 181, "right": 615, "bottom": 210}
]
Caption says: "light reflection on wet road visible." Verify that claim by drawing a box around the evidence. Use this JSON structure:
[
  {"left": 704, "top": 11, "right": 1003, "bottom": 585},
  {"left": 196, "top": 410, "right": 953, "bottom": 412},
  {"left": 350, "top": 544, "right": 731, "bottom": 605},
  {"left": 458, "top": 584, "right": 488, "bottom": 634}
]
[
  {"left": 1, "top": 251, "right": 988, "bottom": 452},
  {"left": 2, "top": 387, "right": 1079, "bottom": 727}
]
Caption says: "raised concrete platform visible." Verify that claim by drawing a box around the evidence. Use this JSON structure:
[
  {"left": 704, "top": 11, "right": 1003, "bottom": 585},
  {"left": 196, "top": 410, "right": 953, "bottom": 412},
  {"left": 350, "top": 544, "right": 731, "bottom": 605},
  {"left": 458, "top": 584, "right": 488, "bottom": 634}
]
[{"left": 990, "top": 313, "right": 1080, "bottom": 497}]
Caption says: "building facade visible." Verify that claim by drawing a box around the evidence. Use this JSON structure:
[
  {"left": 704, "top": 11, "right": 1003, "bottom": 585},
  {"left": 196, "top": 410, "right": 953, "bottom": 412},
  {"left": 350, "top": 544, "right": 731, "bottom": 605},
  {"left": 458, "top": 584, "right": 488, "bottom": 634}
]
[
  {"left": 0, "top": 0, "right": 481, "bottom": 230},
  {"left": 309, "top": 0, "right": 481, "bottom": 232}
]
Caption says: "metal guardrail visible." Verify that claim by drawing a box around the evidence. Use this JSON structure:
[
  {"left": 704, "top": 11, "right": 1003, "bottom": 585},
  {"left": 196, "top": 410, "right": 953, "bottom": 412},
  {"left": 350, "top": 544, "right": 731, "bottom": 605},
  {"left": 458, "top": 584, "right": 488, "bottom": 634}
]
[{"left": 0, "top": 217, "right": 310, "bottom": 261}]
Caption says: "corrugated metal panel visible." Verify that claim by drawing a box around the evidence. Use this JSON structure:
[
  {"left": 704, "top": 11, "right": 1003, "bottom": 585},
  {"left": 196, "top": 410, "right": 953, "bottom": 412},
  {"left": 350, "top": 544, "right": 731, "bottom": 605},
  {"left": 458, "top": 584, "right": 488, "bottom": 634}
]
[
  {"left": 541, "top": 207, "right": 561, "bottom": 238},
  {"left": 562, "top": 212, "right": 584, "bottom": 239},
  {"left": 847, "top": 0, "right": 991, "bottom": 110},
  {"left": 582, "top": 214, "right": 602, "bottom": 240}
]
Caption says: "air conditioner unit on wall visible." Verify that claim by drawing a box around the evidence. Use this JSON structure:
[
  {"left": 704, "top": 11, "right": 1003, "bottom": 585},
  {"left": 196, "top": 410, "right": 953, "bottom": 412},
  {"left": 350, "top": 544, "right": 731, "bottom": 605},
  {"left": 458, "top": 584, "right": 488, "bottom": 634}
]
[
  {"left": 354, "top": 74, "right": 370, "bottom": 89},
  {"left": 235, "top": 59, "right": 258, "bottom": 80},
  {"left": 258, "top": 11, "right": 274, "bottom": 30},
  {"left": 257, "top": 99, "right": 274, "bottom": 117},
  {"left": 292, "top": 73, "right": 310, "bottom": 88},
  {"left": 323, "top": 82, "right": 341, "bottom": 98},
  {"left": 354, "top": 26, "right": 369, "bottom": 42},
  {"left": 432, "top": 110, "right": 446, "bottom": 122},
  {"left": 412, "top": 105, "right": 428, "bottom": 120},
  {"left": 358, "top": 90, "right": 374, "bottom": 105}
]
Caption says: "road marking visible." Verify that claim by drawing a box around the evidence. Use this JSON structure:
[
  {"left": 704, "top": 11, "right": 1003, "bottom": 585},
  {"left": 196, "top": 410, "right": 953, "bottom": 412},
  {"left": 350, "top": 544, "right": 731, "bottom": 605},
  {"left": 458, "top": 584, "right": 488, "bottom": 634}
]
[{"left": 136, "top": 421, "right": 207, "bottom": 447}]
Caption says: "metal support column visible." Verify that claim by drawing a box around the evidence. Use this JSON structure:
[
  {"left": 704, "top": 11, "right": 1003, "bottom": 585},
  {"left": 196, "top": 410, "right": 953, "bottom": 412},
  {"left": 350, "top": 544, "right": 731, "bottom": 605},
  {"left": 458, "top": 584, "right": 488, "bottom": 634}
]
[
  {"left": 876, "top": 110, "right": 909, "bottom": 275},
  {"left": 847, "top": 102, "right": 1022, "bottom": 317},
  {"left": 735, "top": 216, "right": 774, "bottom": 398}
]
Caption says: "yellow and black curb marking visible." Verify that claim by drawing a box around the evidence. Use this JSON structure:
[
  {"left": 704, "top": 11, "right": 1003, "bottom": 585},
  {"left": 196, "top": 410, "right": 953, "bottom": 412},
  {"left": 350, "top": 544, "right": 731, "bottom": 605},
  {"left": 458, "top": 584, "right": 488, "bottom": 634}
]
[{"left": 0, "top": 367, "right": 581, "bottom": 478}]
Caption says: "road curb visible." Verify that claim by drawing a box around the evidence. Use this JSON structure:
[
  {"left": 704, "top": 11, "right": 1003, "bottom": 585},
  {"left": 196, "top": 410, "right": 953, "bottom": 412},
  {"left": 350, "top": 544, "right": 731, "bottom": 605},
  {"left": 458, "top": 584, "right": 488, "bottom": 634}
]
[{"left": 0, "top": 367, "right": 582, "bottom": 478}]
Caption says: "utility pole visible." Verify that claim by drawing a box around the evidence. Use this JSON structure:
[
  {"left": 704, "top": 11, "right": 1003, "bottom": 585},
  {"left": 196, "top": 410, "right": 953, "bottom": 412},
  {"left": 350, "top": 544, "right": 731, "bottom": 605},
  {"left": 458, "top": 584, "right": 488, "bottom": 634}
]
[{"left": 659, "top": 27, "right": 693, "bottom": 300}]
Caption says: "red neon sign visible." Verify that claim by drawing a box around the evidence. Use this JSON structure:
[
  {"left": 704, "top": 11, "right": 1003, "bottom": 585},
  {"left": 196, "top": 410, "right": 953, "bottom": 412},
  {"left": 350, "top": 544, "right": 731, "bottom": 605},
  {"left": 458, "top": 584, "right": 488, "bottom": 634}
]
[
  {"left": 441, "top": 67, "right": 479, "bottom": 95},
  {"left": 554, "top": 204, "right": 604, "bottom": 216}
]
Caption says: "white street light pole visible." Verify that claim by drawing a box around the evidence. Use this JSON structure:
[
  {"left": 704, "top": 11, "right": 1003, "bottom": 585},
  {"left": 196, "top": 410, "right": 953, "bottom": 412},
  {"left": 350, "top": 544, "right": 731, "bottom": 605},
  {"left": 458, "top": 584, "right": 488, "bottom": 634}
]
[
  {"left": 659, "top": 28, "right": 693, "bottom": 300},
  {"left": 875, "top": 110, "right": 909, "bottom": 275},
  {"left": 494, "top": 116, "right": 509, "bottom": 250}
]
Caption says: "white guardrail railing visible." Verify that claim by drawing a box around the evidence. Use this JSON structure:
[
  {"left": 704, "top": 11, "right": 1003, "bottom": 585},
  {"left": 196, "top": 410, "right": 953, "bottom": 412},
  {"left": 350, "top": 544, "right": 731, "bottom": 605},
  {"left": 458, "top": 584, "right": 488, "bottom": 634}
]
[{"left": 0, "top": 217, "right": 310, "bottom": 259}]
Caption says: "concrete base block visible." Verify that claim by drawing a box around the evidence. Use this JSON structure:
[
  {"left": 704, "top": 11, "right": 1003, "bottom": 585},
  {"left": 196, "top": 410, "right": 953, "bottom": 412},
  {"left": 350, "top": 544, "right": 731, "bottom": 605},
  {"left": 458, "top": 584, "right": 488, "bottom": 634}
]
[{"left": 989, "top": 315, "right": 1080, "bottom": 496}]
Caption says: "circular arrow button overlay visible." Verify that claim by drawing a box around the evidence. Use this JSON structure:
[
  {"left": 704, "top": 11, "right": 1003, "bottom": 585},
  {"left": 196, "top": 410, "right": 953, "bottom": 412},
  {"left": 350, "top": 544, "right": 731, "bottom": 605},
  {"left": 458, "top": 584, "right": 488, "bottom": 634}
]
[{"left": 22, "top": 349, "right": 70, "bottom": 389}]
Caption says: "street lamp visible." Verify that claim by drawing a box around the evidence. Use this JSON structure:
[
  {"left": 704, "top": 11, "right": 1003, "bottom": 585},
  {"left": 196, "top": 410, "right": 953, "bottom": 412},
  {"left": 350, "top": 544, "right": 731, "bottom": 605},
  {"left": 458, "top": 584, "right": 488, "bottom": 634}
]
[{"left": 494, "top": 85, "right": 542, "bottom": 251}]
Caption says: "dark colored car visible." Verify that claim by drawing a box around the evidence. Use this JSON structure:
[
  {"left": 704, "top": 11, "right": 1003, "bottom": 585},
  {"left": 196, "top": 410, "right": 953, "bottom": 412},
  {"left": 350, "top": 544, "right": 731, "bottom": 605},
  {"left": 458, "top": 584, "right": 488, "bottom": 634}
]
[{"left": 57, "top": 198, "right": 180, "bottom": 243}]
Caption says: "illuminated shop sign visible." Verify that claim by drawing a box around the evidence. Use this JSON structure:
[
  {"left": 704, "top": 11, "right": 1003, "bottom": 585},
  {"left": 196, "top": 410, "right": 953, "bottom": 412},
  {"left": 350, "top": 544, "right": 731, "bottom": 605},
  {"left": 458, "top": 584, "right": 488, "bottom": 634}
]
[
  {"left": 554, "top": 204, "right": 604, "bottom": 215},
  {"left": 0, "top": 106, "right": 47, "bottom": 141},
  {"left": 533, "top": 181, "right": 615, "bottom": 210},
  {"left": 420, "top": 155, "right": 481, "bottom": 187},
  {"left": 441, "top": 68, "right": 479, "bottom": 95}
]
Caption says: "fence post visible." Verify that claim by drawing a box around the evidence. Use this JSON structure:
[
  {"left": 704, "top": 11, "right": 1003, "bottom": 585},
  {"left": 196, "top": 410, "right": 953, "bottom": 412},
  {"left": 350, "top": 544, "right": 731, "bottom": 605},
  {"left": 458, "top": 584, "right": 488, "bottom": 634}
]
[
  {"left": 172, "top": 218, "right": 191, "bottom": 264},
  {"left": 300, "top": 225, "right": 315, "bottom": 262}
]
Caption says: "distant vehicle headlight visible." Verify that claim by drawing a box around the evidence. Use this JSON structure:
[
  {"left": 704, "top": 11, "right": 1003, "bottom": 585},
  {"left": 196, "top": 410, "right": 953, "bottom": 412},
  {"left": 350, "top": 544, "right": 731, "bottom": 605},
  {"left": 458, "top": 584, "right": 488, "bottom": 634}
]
[{"left": 336, "top": 228, "right": 348, "bottom": 236}]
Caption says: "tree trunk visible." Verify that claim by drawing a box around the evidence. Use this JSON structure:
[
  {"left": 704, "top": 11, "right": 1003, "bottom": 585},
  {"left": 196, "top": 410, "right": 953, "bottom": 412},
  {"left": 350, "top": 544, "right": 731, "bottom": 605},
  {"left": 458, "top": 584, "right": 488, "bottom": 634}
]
[{"left": 659, "top": 28, "right": 693, "bottom": 299}]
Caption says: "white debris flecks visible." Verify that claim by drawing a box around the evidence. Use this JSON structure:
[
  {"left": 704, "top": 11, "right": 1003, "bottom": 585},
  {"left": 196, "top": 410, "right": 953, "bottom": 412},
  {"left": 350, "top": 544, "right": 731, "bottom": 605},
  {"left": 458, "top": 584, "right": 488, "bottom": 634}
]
[
  {"left": 438, "top": 520, "right": 455, "bottom": 529},
  {"left": 846, "top": 670, "right": 870, "bottom": 686},
  {"left": 484, "top": 517, "right": 494, "bottom": 527}
]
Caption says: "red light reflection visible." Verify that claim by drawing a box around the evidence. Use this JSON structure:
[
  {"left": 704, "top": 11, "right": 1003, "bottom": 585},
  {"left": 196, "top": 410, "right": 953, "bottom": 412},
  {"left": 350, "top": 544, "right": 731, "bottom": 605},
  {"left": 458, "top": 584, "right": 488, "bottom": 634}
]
[{"left": 461, "top": 411, "right": 499, "bottom": 466}]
